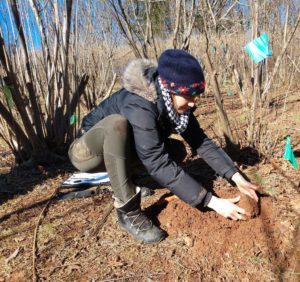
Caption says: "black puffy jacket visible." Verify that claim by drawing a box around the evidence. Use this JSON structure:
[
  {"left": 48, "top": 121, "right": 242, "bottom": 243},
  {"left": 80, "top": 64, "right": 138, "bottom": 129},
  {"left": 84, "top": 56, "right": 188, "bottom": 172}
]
[{"left": 79, "top": 59, "right": 238, "bottom": 207}]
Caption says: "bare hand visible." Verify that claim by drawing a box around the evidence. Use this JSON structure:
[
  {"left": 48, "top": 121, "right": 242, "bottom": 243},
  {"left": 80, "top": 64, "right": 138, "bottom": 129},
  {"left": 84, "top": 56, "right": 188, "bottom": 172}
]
[
  {"left": 231, "top": 172, "right": 259, "bottom": 202},
  {"left": 207, "top": 195, "right": 246, "bottom": 220}
]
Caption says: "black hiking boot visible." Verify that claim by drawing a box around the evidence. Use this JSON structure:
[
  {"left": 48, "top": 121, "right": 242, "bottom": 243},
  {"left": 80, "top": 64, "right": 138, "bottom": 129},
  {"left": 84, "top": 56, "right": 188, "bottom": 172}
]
[{"left": 116, "top": 191, "right": 165, "bottom": 243}]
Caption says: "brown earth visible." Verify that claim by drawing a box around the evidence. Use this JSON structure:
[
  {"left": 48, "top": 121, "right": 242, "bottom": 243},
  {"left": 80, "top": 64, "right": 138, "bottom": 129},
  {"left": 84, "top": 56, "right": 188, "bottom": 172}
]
[
  {"left": 238, "top": 194, "right": 260, "bottom": 218},
  {"left": 0, "top": 91, "right": 299, "bottom": 281}
]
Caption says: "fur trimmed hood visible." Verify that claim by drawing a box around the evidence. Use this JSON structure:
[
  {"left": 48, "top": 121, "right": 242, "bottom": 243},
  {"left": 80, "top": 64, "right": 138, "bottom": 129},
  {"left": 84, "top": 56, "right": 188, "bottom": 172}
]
[{"left": 122, "top": 59, "right": 158, "bottom": 102}]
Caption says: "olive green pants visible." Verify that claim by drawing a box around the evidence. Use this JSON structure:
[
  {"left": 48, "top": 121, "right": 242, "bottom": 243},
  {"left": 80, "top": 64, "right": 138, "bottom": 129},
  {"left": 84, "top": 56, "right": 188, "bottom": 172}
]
[{"left": 68, "top": 114, "right": 186, "bottom": 206}]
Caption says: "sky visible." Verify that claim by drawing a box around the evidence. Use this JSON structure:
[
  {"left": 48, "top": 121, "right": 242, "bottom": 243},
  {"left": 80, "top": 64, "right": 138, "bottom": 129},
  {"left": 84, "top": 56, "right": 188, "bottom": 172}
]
[
  {"left": 0, "top": 0, "right": 299, "bottom": 52},
  {"left": 0, "top": 0, "right": 42, "bottom": 50}
]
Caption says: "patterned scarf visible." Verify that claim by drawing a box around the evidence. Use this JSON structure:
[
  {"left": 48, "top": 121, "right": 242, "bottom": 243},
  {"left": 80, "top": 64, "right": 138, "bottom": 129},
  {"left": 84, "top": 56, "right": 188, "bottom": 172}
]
[{"left": 158, "top": 77, "right": 190, "bottom": 134}]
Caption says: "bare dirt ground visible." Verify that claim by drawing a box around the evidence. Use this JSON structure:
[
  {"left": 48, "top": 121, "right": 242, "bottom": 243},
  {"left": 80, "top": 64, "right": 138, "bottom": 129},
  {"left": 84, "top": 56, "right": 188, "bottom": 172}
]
[{"left": 0, "top": 91, "right": 299, "bottom": 282}]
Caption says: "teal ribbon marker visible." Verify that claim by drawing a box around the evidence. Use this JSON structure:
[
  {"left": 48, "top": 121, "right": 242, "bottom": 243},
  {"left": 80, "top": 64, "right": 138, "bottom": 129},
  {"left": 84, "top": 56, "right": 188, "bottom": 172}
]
[
  {"left": 227, "top": 90, "right": 233, "bottom": 96},
  {"left": 70, "top": 114, "right": 77, "bottom": 125},
  {"left": 283, "top": 136, "right": 299, "bottom": 169},
  {"left": 245, "top": 32, "right": 272, "bottom": 63},
  {"left": 221, "top": 42, "right": 227, "bottom": 56}
]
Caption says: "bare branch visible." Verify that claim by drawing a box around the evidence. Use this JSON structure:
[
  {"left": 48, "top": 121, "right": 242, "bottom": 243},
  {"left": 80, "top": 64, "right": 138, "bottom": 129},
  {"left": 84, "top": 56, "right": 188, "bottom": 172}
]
[
  {"left": 261, "top": 10, "right": 300, "bottom": 101},
  {"left": 172, "top": 0, "right": 182, "bottom": 49}
]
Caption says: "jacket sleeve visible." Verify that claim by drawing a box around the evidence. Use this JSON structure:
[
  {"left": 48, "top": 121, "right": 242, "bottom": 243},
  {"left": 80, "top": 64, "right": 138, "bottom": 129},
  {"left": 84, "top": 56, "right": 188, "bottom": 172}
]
[
  {"left": 122, "top": 103, "right": 211, "bottom": 207},
  {"left": 181, "top": 114, "right": 239, "bottom": 181}
]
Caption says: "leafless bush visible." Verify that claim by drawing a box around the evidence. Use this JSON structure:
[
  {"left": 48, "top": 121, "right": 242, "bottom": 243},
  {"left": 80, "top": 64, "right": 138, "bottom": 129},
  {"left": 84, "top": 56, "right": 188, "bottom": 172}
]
[
  {"left": 0, "top": 0, "right": 119, "bottom": 163},
  {"left": 0, "top": 0, "right": 299, "bottom": 164}
]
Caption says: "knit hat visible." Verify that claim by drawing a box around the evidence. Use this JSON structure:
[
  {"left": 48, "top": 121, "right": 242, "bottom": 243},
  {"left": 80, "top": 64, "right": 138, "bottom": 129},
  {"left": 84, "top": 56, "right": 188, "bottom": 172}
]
[{"left": 157, "top": 49, "right": 205, "bottom": 96}]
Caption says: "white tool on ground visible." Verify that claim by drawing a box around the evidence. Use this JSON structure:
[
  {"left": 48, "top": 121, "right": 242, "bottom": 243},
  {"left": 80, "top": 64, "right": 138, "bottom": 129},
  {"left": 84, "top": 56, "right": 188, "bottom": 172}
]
[{"left": 62, "top": 172, "right": 110, "bottom": 188}]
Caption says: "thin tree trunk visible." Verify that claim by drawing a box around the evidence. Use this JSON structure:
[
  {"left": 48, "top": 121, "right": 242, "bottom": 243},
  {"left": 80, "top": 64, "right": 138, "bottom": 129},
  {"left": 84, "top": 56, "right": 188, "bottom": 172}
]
[
  {"left": 181, "top": 0, "right": 196, "bottom": 50},
  {"left": 247, "top": 0, "right": 259, "bottom": 145},
  {"left": 0, "top": 28, "right": 44, "bottom": 152},
  {"left": 200, "top": 28, "right": 235, "bottom": 145},
  {"left": 10, "top": 0, "right": 45, "bottom": 143},
  {"left": 173, "top": 0, "right": 182, "bottom": 49},
  {"left": 107, "top": 0, "right": 142, "bottom": 58},
  {"left": 28, "top": 0, "right": 54, "bottom": 121},
  {"left": 145, "top": 0, "right": 158, "bottom": 58},
  {"left": 203, "top": 50, "right": 235, "bottom": 143},
  {"left": 0, "top": 100, "right": 32, "bottom": 154},
  {"left": 69, "top": 74, "right": 89, "bottom": 116}
]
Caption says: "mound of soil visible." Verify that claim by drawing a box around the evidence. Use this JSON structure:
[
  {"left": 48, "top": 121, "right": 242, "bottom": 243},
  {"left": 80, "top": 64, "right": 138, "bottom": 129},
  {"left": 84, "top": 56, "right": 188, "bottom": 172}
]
[
  {"left": 156, "top": 189, "right": 275, "bottom": 261},
  {"left": 238, "top": 193, "right": 260, "bottom": 218},
  {"left": 145, "top": 186, "right": 295, "bottom": 281}
]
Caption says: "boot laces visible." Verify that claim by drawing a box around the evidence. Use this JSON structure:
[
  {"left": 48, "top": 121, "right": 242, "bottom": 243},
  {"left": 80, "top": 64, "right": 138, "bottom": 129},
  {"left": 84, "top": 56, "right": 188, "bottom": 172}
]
[{"left": 128, "top": 212, "right": 152, "bottom": 232}]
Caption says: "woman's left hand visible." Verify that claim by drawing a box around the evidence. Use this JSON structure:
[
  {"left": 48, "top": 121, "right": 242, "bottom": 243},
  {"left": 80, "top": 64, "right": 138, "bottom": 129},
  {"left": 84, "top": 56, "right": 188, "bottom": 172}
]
[{"left": 231, "top": 172, "right": 259, "bottom": 202}]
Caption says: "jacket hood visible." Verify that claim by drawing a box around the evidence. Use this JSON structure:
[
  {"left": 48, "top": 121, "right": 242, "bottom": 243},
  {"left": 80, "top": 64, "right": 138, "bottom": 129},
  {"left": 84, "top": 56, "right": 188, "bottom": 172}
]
[{"left": 122, "top": 59, "right": 158, "bottom": 102}]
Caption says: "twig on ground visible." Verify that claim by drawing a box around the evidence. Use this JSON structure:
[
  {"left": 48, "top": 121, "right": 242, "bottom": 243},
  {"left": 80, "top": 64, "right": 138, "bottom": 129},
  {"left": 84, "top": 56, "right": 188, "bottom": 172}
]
[
  {"left": 90, "top": 201, "right": 114, "bottom": 238},
  {"left": 48, "top": 263, "right": 82, "bottom": 276},
  {"left": 38, "top": 263, "right": 82, "bottom": 275},
  {"left": 97, "top": 272, "right": 166, "bottom": 282},
  {"left": 32, "top": 187, "right": 59, "bottom": 282}
]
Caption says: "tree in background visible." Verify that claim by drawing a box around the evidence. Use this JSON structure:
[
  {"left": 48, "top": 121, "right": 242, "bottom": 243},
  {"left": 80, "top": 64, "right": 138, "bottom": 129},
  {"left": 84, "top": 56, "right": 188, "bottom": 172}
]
[
  {"left": 0, "top": 0, "right": 118, "bottom": 164},
  {"left": 0, "top": 0, "right": 299, "bottom": 165}
]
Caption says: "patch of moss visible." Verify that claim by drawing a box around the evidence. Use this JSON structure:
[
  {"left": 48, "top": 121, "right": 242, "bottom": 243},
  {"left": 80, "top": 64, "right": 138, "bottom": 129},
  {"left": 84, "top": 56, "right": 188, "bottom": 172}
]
[
  {"left": 0, "top": 228, "right": 15, "bottom": 239},
  {"left": 248, "top": 253, "right": 266, "bottom": 265},
  {"left": 38, "top": 223, "right": 54, "bottom": 241},
  {"left": 265, "top": 187, "right": 280, "bottom": 197}
]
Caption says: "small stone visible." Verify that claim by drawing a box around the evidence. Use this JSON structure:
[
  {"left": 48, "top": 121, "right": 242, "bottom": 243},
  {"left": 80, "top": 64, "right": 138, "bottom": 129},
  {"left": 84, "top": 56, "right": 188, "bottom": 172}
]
[{"left": 182, "top": 235, "right": 194, "bottom": 247}]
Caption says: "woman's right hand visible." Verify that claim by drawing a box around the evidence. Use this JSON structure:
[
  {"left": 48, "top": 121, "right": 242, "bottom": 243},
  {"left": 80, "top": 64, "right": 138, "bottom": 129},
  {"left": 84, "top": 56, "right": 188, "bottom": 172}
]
[{"left": 207, "top": 195, "right": 246, "bottom": 220}]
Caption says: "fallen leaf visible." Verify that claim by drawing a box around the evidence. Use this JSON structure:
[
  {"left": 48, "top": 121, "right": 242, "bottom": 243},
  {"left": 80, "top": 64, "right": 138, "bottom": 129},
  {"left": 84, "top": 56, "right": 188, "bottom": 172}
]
[{"left": 6, "top": 247, "right": 21, "bottom": 264}]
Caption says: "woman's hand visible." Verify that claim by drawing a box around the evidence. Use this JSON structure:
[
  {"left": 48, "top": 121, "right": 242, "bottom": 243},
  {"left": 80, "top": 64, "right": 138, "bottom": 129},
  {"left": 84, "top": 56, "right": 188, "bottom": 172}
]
[
  {"left": 231, "top": 172, "right": 259, "bottom": 202},
  {"left": 207, "top": 195, "right": 246, "bottom": 220}
]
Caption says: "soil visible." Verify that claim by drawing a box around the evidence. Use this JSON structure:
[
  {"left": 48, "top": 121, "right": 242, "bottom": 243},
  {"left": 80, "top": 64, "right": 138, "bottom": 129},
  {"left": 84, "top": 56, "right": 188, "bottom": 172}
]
[
  {"left": 0, "top": 91, "right": 299, "bottom": 281},
  {"left": 238, "top": 194, "right": 260, "bottom": 219}
]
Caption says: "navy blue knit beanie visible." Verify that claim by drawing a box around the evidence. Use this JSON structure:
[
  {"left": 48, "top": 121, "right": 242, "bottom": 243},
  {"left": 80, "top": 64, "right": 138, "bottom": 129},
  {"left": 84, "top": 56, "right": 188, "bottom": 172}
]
[{"left": 157, "top": 49, "right": 205, "bottom": 96}]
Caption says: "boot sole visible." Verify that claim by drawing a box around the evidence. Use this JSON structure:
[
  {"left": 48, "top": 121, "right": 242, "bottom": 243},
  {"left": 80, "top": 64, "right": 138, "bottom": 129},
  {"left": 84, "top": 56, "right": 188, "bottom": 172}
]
[{"left": 118, "top": 223, "right": 166, "bottom": 244}]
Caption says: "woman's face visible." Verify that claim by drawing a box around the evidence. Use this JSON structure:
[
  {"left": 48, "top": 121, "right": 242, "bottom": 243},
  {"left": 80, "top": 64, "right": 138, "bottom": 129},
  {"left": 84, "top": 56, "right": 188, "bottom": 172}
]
[{"left": 171, "top": 94, "right": 199, "bottom": 114}]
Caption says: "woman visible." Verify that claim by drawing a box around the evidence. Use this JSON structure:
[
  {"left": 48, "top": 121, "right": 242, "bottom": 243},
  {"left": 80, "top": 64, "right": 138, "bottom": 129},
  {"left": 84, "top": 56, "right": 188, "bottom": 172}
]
[{"left": 68, "top": 49, "right": 258, "bottom": 244}]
